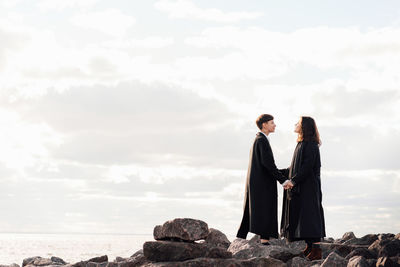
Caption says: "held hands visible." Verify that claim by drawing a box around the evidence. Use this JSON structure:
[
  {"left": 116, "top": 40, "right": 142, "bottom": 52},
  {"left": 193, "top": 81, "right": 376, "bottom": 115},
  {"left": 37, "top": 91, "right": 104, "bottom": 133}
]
[{"left": 282, "top": 180, "right": 294, "bottom": 190}]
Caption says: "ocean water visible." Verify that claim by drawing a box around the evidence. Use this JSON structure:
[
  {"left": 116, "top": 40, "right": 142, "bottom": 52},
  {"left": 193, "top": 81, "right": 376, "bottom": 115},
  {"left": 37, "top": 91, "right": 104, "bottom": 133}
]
[{"left": 0, "top": 233, "right": 153, "bottom": 265}]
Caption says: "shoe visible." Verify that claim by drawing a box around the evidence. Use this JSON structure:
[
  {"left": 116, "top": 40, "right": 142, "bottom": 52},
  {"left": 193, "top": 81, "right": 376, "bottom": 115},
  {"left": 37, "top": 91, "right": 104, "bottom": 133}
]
[
  {"left": 306, "top": 246, "right": 322, "bottom": 260},
  {"left": 303, "top": 244, "right": 312, "bottom": 257}
]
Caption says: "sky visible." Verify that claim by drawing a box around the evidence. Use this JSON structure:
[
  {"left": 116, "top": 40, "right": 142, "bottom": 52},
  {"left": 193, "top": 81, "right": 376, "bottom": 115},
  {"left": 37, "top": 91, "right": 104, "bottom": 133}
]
[{"left": 0, "top": 0, "right": 400, "bottom": 239}]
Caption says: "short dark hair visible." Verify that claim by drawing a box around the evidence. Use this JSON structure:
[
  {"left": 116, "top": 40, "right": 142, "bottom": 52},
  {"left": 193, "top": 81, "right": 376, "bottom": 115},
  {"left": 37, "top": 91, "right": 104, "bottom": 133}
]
[{"left": 256, "top": 114, "right": 274, "bottom": 130}]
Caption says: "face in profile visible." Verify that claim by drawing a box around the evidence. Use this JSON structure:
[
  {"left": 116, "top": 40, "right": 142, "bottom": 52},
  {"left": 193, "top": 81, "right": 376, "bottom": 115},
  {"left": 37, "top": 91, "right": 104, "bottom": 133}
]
[
  {"left": 264, "top": 120, "right": 276, "bottom": 133},
  {"left": 294, "top": 118, "right": 302, "bottom": 133}
]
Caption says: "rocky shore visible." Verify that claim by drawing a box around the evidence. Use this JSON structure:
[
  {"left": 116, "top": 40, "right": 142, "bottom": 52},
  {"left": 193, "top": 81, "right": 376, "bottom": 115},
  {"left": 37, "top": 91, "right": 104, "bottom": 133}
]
[{"left": 2, "top": 218, "right": 400, "bottom": 267}]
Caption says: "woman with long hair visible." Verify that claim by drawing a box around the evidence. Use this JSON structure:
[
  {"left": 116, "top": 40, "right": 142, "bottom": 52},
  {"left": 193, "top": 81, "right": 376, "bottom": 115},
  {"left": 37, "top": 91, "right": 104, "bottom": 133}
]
[{"left": 281, "top": 116, "right": 326, "bottom": 260}]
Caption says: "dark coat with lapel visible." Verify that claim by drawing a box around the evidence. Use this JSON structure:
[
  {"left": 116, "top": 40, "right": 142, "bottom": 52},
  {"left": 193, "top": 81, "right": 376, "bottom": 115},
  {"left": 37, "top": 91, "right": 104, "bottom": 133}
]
[
  {"left": 237, "top": 132, "right": 286, "bottom": 239},
  {"left": 280, "top": 141, "right": 326, "bottom": 241}
]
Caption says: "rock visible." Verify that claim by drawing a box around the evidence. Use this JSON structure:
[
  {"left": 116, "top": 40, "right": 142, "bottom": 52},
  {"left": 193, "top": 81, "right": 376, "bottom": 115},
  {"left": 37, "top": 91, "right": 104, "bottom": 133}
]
[
  {"left": 320, "top": 252, "right": 347, "bottom": 267},
  {"left": 379, "top": 234, "right": 395, "bottom": 241},
  {"left": 395, "top": 234, "right": 400, "bottom": 240},
  {"left": 130, "top": 250, "right": 143, "bottom": 258},
  {"left": 204, "top": 228, "right": 230, "bottom": 249},
  {"left": 324, "top": 237, "right": 335, "bottom": 243},
  {"left": 345, "top": 248, "right": 377, "bottom": 260},
  {"left": 287, "top": 256, "right": 312, "bottom": 267},
  {"left": 366, "top": 259, "right": 377, "bottom": 266},
  {"left": 118, "top": 253, "right": 148, "bottom": 267},
  {"left": 114, "top": 257, "right": 125, "bottom": 262},
  {"left": 228, "top": 237, "right": 301, "bottom": 262},
  {"left": 106, "top": 263, "right": 118, "bottom": 267},
  {"left": 153, "top": 218, "right": 209, "bottom": 242},
  {"left": 143, "top": 240, "right": 231, "bottom": 262},
  {"left": 319, "top": 243, "right": 357, "bottom": 258},
  {"left": 33, "top": 259, "right": 53, "bottom": 266},
  {"left": 141, "top": 256, "right": 286, "bottom": 267},
  {"left": 343, "top": 235, "right": 378, "bottom": 246},
  {"left": 23, "top": 257, "right": 41, "bottom": 267},
  {"left": 376, "top": 257, "right": 400, "bottom": 267},
  {"left": 379, "top": 239, "right": 400, "bottom": 257},
  {"left": 342, "top": 232, "right": 356, "bottom": 243},
  {"left": 50, "top": 258, "right": 66, "bottom": 265},
  {"left": 347, "top": 256, "right": 370, "bottom": 267},
  {"left": 310, "top": 259, "right": 324, "bottom": 267},
  {"left": 0, "top": 264, "right": 20, "bottom": 267},
  {"left": 87, "top": 256, "right": 108, "bottom": 263}
]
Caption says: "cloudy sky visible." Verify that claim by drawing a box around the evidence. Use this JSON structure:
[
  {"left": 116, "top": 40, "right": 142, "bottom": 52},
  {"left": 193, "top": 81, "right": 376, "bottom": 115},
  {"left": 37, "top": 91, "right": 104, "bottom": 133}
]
[{"left": 0, "top": 0, "right": 399, "bottom": 239}]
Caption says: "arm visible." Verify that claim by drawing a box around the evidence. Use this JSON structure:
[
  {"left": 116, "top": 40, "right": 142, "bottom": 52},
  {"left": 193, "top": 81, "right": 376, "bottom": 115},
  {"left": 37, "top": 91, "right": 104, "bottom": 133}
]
[
  {"left": 291, "top": 142, "right": 317, "bottom": 185},
  {"left": 258, "top": 139, "right": 287, "bottom": 184}
]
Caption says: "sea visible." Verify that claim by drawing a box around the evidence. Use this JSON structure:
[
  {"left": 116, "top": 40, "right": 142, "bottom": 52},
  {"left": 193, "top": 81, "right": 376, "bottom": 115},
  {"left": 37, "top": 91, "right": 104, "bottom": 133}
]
[{"left": 0, "top": 233, "right": 153, "bottom": 265}]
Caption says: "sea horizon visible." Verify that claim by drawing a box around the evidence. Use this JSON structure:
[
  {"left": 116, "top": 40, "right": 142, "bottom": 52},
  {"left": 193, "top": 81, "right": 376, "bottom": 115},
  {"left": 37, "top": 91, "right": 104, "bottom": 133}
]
[{"left": 0, "top": 232, "right": 238, "bottom": 265}]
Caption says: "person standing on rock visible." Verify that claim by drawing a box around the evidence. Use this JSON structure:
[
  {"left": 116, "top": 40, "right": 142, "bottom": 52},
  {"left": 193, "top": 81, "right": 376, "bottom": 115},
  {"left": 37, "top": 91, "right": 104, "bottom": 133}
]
[
  {"left": 236, "top": 114, "right": 288, "bottom": 245},
  {"left": 280, "top": 116, "right": 326, "bottom": 260}
]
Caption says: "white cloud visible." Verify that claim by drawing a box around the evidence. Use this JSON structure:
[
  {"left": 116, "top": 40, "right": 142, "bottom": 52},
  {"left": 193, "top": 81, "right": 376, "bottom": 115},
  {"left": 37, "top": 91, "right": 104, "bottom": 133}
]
[
  {"left": 154, "top": 0, "right": 263, "bottom": 22},
  {"left": 37, "top": 0, "right": 98, "bottom": 11},
  {"left": 70, "top": 9, "right": 135, "bottom": 36}
]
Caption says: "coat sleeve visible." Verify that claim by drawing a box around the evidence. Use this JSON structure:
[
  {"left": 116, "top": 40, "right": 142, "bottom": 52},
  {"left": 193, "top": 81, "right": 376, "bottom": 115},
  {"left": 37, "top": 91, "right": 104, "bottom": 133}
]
[
  {"left": 279, "top": 168, "right": 289, "bottom": 179},
  {"left": 258, "top": 139, "right": 286, "bottom": 184},
  {"left": 291, "top": 142, "right": 317, "bottom": 185}
]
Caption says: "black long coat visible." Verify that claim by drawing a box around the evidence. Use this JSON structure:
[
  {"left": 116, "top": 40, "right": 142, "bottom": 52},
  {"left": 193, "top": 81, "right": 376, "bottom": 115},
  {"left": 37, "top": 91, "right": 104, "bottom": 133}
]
[
  {"left": 280, "top": 141, "right": 326, "bottom": 241},
  {"left": 237, "top": 132, "right": 286, "bottom": 239}
]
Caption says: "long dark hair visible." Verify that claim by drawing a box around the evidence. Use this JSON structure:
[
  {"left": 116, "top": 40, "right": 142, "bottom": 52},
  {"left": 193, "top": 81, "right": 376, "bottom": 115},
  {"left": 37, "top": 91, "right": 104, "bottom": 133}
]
[{"left": 297, "top": 116, "right": 321, "bottom": 145}]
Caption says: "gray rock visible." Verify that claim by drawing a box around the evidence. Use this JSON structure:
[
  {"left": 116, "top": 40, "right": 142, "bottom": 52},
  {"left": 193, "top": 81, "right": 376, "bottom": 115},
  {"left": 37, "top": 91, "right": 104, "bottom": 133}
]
[
  {"left": 50, "top": 258, "right": 66, "bottom": 265},
  {"left": 153, "top": 218, "right": 209, "bottom": 242},
  {"left": 106, "top": 263, "right": 118, "bottom": 267},
  {"left": 320, "top": 252, "right": 347, "bottom": 267},
  {"left": 23, "top": 257, "right": 41, "bottom": 267},
  {"left": 118, "top": 253, "right": 148, "bottom": 267},
  {"left": 287, "top": 256, "right": 312, "bottom": 267},
  {"left": 347, "top": 256, "right": 369, "bottom": 267},
  {"left": 324, "top": 237, "right": 335, "bottom": 243},
  {"left": 343, "top": 235, "right": 378, "bottom": 246},
  {"left": 310, "top": 260, "right": 324, "bottom": 267},
  {"left": 33, "top": 258, "right": 53, "bottom": 266},
  {"left": 395, "top": 233, "right": 400, "bottom": 240},
  {"left": 87, "top": 256, "right": 108, "bottom": 264},
  {"left": 345, "top": 248, "right": 377, "bottom": 260},
  {"left": 319, "top": 243, "right": 356, "bottom": 258},
  {"left": 342, "top": 232, "right": 356, "bottom": 243},
  {"left": 141, "top": 256, "right": 286, "bottom": 267},
  {"left": 143, "top": 240, "right": 231, "bottom": 262},
  {"left": 0, "top": 264, "right": 20, "bottom": 267},
  {"left": 228, "top": 238, "right": 299, "bottom": 262},
  {"left": 130, "top": 249, "right": 143, "bottom": 258},
  {"left": 204, "top": 228, "right": 230, "bottom": 249}
]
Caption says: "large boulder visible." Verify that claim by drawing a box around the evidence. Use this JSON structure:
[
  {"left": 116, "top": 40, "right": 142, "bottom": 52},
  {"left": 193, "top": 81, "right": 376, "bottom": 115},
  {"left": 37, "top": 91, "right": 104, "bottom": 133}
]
[
  {"left": 153, "top": 218, "right": 209, "bottom": 242},
  {"left": 320, "top": 252, "right": 347, "bottom": 267},
  {"left": 347, "top": 256, "right": 370, "bottom": 267},
  {"left": 345, "top": 248, "right": 377, "bottom": 260},
  {"left": 228, "top": 238, "right": 300, "bottom": 262},
  {"left": 378, "top": 239, "right": 400, "bottom": 258},
  {"left": 143, "top": 241, "right": 231, "bottom": 262},
  {"left": 341, "top": 232, "right": 356, "bottom": 243},
  {"left": 204, "top": 228, "right": 231, "bottom": 249}
]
